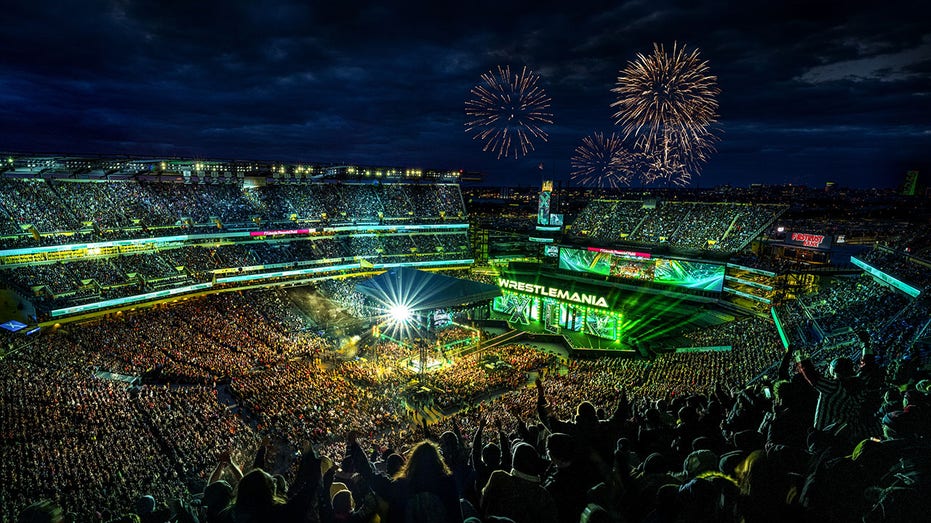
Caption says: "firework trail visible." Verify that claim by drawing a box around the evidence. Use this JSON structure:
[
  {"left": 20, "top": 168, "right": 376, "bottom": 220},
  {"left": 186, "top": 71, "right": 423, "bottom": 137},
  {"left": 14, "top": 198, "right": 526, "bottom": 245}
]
[
  {"left": 570, "top": 132, "right": 637, "bottom": 188},
  {"left": 465, "top": 65, "right": 553, "bottom": 159},
  {"left": 611, "top": 43, "right": 719, "bottom": 185}
]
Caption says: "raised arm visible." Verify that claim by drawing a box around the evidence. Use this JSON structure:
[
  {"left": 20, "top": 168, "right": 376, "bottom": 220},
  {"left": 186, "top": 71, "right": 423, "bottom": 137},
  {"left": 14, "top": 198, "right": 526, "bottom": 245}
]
[
  {"left": 535, "top": 376, "right": 552, "bottom": 428},
  {"left": 777, "top": 348, "right": 793, "bottom": 380},
  {"left": 471, "top": 416, "right": 486, "bottom": 470},
  {"left": 607, "top": 387, "right": 630, "bottom": 423},
  {"left": 421, "top": 416, "right": 434, "bottom": 441},
  {"left": 287, "top": 443, "right": 332, "bottom": 523},
  {"left": 793, "top": 345, "right": 828, "bottom": 390},
  {"left": 535, "top": 376, "right": 570, "bottom": 433},
  {"left": 495, "top": 416, "right": 509, "bottom": 464},
  {"left": 208, "top": 450, "right": 243, "bottom": 484}
]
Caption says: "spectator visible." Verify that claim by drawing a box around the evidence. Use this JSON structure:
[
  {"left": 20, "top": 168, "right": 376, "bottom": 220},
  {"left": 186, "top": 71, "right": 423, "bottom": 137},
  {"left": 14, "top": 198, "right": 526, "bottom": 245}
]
[
  {"left": 389, "top": 440, "right": 460, "bottom": 523},
  {"left": 481, "top": 442, "right": 557, "bottom": 523},
  {"left": 794, "top": 331, "right": 881, "bottom": 445}
]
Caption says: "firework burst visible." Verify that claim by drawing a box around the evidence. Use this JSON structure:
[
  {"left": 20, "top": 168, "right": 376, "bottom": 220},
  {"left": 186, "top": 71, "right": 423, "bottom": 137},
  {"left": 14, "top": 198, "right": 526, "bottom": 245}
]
[
  {"left": 611, "top": 43, "right": 719, "bottom": 185},
  {"left": 570, "top": 132, "right": 637, "bottom": 188},
  {"left": 465, "top": 65, "right": 553, "bottom": 159}
]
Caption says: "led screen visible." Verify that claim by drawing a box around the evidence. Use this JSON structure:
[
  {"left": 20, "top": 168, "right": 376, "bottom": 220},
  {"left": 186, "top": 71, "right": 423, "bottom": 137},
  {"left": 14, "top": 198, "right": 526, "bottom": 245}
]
[
  {"left": 585, "top": 311, "right": 617, "bottom": 340},
  {"left": 610, "top": 257, "right": 654, "bottom": 281},
  {"left": 538, "top": 191, "right": 551, "bottom": 225},
  {"left": 652, "top": 259, "right": 725, "bottom": 292},
  {"left": 558, "top": 247, "right": 610, "bottom": 276},
  {"left": 559, "top": 247, "right": 724, "bottom": 293}
]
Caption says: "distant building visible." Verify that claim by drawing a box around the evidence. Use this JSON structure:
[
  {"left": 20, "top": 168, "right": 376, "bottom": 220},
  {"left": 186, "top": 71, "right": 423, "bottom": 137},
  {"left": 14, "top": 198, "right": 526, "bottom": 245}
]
[{"left": 902, "top": 170, "right": 919, "bottom": 196}]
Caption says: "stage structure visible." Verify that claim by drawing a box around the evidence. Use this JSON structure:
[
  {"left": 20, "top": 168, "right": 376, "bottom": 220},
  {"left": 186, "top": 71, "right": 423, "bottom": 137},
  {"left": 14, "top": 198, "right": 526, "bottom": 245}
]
[{"left": 354, "top": 267, "right": 500, "bottom": 375}]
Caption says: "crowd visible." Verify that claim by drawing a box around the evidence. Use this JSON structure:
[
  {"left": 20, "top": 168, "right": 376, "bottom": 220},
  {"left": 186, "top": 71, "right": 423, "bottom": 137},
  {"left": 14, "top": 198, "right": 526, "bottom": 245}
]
[
  {"left": 0, "top": 178, "right": 468, "bottom": 241},
  {"left": 728, "top": 253, "right": 792, "bottom": 274},
  {"left": 796, "top": 277, "right": 914, "bottom": 336},
  {"left": 3, "top": 268, "right": 931, "bottom": 521},
  {"left": 571, "top": 200, "right": 786, "bottom": 253},
  {"left": 430, "top": 346, "right": 557, "bottom": 409},
  {"left": 863, "top": 247, "right": 931, "bottom": 289},
  {"left": 0, "top": 230, "right": 470, "bottom": 312},
  {"left": 572, "top": 200, "right": 785, "bottom": 252},
  {"left": 316, "top": 279, "right": 369, "bottom": 318},
  {"left": 570, "top": 201, "right": 649, "bottom": 242}
]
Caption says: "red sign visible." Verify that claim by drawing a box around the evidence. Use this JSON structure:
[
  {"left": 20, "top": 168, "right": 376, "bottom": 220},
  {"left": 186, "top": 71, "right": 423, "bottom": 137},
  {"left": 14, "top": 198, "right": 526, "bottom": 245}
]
[
  {"left": 587, "top": 247, "right": 651, "bottom": 259},
  {"left": 787, "top": 232, "right": 831, "bottom": 249},
  {"left": 249, "top": 228, "right": 311, "bottom": 237}
]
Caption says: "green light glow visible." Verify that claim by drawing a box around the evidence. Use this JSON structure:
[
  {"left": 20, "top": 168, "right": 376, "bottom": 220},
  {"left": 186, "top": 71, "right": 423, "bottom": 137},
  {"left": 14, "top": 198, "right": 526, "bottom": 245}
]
[{"left": 771, "top": 307, "right": 790, "bottom": 350}]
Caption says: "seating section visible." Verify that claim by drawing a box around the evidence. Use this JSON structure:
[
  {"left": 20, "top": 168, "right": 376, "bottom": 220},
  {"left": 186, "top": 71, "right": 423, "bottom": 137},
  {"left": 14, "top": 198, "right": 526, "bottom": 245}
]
[{"left": 571, "top": 199, "right": 786, "bottom": 251}]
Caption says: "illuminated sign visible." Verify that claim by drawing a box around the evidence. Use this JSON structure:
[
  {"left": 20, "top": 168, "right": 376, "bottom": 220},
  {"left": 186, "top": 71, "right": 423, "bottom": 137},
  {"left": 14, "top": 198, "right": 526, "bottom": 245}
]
[
  {"left": 675, "top": 345, "right": 732, "bottom": 353},
  {"left": 538, "top": 191, "right": 551, "bottom": 225},
  {"left": 51, "top": 282, "right": 214, "bottom": 317},
  {"left": 850, "top": 256, "right": 921, "bottom": 297},
  {"left": 497, "top": 278, "right": 609, "bottom": 308},
  {"left": 559, "top": 247, "right": 611, "bottom": 275},
  {"left": 0, "top": 320, "right": 27, "bottom": 332},
  {"left": 249, "top": 228, "right": 312, "bottom": 237},
  {"left": 791, "top": 233, "right": 825, "bottom": 247},
  {"left": 723, "top": 286, "right": 772, "bottom": 303},
  {"left": 725, "top": 263, "right": 777, "bottom": 278},
  {"left": 771, "top": 307, "right": 790, "bottom": 349},
  {"left": 587, "top": 247, "right": 651, "bottom": 259},
  {"left": 786, "top": 232, "right": 831, "bottom": 250}
]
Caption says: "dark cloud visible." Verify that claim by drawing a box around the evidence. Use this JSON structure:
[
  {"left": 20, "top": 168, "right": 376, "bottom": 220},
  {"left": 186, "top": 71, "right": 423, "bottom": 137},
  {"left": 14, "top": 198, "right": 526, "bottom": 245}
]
[{"left": 1, "top": 0, "right": 928, "bottom": 188}]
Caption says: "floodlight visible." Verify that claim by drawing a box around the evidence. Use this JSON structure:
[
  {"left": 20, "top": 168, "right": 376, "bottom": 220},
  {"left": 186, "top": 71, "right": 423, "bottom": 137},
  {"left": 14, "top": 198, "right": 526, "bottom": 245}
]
[{"left": 389, "top": 304, "right": 411, "bottom": 323}]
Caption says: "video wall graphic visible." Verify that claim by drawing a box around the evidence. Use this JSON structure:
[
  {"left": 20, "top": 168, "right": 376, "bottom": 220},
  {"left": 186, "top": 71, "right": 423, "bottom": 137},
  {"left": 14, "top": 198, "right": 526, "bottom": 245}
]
[
  {"left": 495, "top": 290, "right": 621, "bottom": 341},
  {"left": 558, "top": 247, "right": 612, "bottom": 275},
  {"left": 559, "top": 247, "right": 725, "bottom": 292},
  {"left": 653, "top": 259, "right": 725, "bottom": 292}
]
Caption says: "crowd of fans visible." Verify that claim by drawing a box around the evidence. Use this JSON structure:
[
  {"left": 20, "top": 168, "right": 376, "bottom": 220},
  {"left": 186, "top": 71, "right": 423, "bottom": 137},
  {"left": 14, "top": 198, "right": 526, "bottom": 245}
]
[
  {"left": 862, "top": 246, "right": 931, "bottom": 289},
  {"left": 315, "top": 279, "right": 368, "bottom": 318},
  {"left": 0, "top": 178, "right": 467, "bottom": 242},
  {"left": 571, "top": 200, "right": 786, "bottom": 253},
  {"left": 728, "top": 253, "right": 792, "bottom": 274},
  {"left": 795, "top": 277, "right": 915, "bottom": 336},
  {"left": 0, "top": 230, "right": 470, "bottom": 312},
  {"left": 2, "top": 266, "right": 927, "bottom": 522}
]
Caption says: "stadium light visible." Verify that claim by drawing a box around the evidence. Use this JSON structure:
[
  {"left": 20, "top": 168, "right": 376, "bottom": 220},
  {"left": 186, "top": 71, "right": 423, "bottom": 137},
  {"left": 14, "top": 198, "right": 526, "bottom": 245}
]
[{"left": 389, "top": 304, "right": 411, "bottom": 323}]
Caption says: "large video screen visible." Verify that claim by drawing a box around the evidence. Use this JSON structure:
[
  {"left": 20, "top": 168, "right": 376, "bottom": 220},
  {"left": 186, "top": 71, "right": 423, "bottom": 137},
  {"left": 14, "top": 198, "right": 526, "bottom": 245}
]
[
  {"left": 585, "top": 312, "right": 618, "bottom": 341},
  {"left": 610, "top": 257, "right": 655, "bottom": 281},
  {"left": 652, "top": 259, "right": 725, "bottom": 292},
  {"left": 559, "top": 247, "right": 724, "bottom": 293},
  {"left": 558, "top": 247, "right": 611, "bottom": 276}
]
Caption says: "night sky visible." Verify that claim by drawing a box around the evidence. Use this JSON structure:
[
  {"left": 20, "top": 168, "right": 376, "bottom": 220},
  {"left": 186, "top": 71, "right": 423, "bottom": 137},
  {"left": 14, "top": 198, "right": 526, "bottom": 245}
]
[{"left": 2, "top": 1, "right": 929, "bottom": 188}]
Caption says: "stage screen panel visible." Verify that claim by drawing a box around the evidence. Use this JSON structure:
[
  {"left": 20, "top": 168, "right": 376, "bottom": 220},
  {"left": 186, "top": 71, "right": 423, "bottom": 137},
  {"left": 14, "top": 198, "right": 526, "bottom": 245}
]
[
  {"left": 585, "top": 311, "right": 618, "bottom": 340},
  {"left": 610, "top": 257, "right": 655, "bottom": 281},
  {"left": 538, "top": 191, "right": 551, "bottom": 225},
  {"left": 652, "top": 259, "right": 725, "bottom": 292},
  {"left": 558, "top": 247, "right": 611, "bottom": 276}
]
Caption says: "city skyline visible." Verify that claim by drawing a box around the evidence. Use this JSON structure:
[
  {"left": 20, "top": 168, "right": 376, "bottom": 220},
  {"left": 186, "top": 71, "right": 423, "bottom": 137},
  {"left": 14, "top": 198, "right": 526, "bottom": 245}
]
[{"left": 1, "top": 1, "right": 929, "bottom": 188}]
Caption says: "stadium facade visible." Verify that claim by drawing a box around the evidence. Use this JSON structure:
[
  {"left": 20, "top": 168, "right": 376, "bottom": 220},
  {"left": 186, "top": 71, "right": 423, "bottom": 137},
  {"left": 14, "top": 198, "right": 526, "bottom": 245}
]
[{"left": 0, "top": 154, "right": 472, "bottom": 325}]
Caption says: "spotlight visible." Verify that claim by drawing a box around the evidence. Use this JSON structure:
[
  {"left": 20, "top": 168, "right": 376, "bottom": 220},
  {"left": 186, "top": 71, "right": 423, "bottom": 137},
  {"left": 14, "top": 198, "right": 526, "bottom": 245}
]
[{"left": 389, "top": 304, "right": 411, "bottom": 323}]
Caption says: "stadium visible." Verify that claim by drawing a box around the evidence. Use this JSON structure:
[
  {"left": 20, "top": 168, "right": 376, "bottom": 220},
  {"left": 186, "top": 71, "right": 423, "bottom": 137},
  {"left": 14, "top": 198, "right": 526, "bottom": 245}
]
[{"left": 1, "top": 155, "right": 930, "bottom": 523}]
